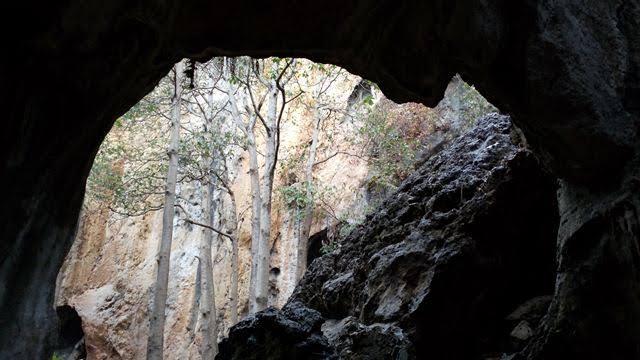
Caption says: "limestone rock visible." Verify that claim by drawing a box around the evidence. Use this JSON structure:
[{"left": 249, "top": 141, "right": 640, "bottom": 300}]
[
  {"left": 321, "top": 317, "right": 412, "bottom": 360},
  {"left": 219, "top": 114, "right": 560, "bottom": 359}
]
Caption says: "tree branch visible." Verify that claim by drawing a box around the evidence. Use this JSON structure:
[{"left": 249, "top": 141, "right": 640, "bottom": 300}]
[
  {"left": 184, "top": 219, "right": 235, "bottom": 242},
  {"left": 175, "top": 203, "right": 235, "bottom": 242}
]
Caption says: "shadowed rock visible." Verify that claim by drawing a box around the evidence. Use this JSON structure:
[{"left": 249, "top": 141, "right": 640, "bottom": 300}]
[{"left": 218, "top": 114, "right": 560, "bottom": 359}]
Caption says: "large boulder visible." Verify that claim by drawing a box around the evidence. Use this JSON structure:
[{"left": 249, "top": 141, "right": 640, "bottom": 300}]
[
  {"left": 218, "top": 114, "right": 560, "bottom": 359},
  {"left": 217, "top": 306, "right": 335, "bottom": 360}
]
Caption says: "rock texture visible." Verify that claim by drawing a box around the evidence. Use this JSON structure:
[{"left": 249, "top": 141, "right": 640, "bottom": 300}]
[
  {"left": 218, "top": 114, "right": 560, "bottom": 359},
  {"left": 54, "top": 71, "right": 488, "bottom": 359},
  {"left": 1, "top": 1, "right": 639, "bottom": 358}
]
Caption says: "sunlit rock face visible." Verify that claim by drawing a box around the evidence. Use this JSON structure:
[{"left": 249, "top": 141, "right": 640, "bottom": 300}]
[{"left": 218, "top": 114, "right": 560, "bottom": 359}]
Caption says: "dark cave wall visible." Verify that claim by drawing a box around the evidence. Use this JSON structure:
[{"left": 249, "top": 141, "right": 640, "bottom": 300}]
[
  {"left": 519, "top": 181, "right": 640, "bottom": 359},
  {"left": 1, "top": 4, "right": 177, "bottom": 354},
  {"left": 0, "top": 0, "right": 639, "bottom": 358}
]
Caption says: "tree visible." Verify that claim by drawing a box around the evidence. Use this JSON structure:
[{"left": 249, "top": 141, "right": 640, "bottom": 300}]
[
  {"left": 146, "top": 60, "right": 185, "bottom": 360},
  {"left": 223, "top": 58, "right": 263, "bottom": 313},
  {"left": 193, "top": 64, "right": 220, "bottom": 359},
  {"left": 223, "top": 57, "right": 297, "bottom": 312},
  {"left": 295, "top": 65, "right": 345, "bottom": 281},
  {"left": 198, "top": 172, "right": 219, "bottom": 359},
  {"left": 252, "top": 59, "right": 297, "bottom": 311},
  {"left": 211, "top": 156, "right": 241, "bottom": 325},
  {"left": 180, "top": 59, "right": 242, "bottom": 354}
]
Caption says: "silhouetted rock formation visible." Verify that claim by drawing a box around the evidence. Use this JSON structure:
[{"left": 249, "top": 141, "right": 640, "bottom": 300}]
[{"left": 218, "top": 114, "right": 560, "bottom": 359}]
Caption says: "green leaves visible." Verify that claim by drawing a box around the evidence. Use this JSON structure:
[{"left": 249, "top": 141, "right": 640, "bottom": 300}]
[
  {"left": 356, "top": 104, "right": 416, "bottom": 188},
  {"left": 86, "top": 84, "right": 171, "bottom": 216},
  {"left": 279, "top": 181, "right": 314, "bottom": 210}
]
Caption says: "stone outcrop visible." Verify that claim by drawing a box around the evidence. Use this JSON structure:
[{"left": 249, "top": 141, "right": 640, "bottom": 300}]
[
  {"left": 218, "top": 114, "right": 560, "bottom": 359},
  {"left": 1, "top": 1, "right": 639, "bottom": 358}
]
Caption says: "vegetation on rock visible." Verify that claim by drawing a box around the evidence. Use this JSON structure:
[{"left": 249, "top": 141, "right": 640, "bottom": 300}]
[{"left": 62, "top": 57, "right": 496, "bottom": 359}]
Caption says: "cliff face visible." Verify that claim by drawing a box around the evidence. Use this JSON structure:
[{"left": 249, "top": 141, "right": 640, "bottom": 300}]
[
  {"left": 54, "top": 66, "right": 367, "bottom": 359},
  {"left": 218, "top": 114, "right": 559, "bottom": 359},
  {"left": 54, "top": 72, "right": 491, "bottom": 359}
]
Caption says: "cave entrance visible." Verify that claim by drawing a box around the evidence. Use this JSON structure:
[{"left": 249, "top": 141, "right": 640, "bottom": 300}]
[
  {"left": 55, "top": 56, "right": 499, "bottom": 358},
  {"left": 306, "top": 228, "right": 328, "bottom": 265},
  {"left": 54, "top": 305, "right": 86, "bottom": 359}
]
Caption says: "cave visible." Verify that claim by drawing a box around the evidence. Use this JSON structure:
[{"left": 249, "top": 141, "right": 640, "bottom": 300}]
[
  {"left": 56, "top": 305, "right": 84, "bottom": 349},
  {"left": 307, "top": 229, "right": 328, "bottom": 266},
  {"left": 1, "top": 1, "right": 639, "bottom": 359},
  {"left": 54, "top": 305, "right": 86, "bottom": 359}
]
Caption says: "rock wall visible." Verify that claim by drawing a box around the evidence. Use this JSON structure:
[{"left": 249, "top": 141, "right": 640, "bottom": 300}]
[{"left": 218, "top": 114, "right": 560, "bottom": 359}]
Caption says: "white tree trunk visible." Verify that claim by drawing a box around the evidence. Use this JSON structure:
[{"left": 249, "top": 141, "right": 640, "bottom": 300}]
[
  {"left": 224, "top": 70, "right": 263, "bottom": 314},
  {"left": 146, "top": 60, "right": 184, "bottom": 360},
  {"left": 217, "top": 154, "right": 240, "bottom": 325},
  {"left": 296, "top": 110, "right": 322, "bottom": 281},
  {"left": 228, "top": 191, "right": 240, "bottom": 325},
  {"left": 199, "top": 178, "right": 218, "bottom": 359},
  {"left": 255, "top": 81, "right": 279, "bottom": 311},
  {"left": 245, "top": 132, "right": 263, "bottom": 313}
]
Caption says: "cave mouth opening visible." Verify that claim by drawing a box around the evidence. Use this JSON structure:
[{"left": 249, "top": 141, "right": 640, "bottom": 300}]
[
  {"left": 54, "top": 305, "right": 86, "bottom": 359},
  {"left": 55, "top": 56, "right": 503, "bottom": 357},
  {"left": 306, "top": 228, "right": 327, "bottom": 265}
]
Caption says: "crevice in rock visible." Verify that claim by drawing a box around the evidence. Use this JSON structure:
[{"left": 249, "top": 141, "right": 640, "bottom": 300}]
[
  {"left": 307, "top": 229, "right": 328, "bottom": 266},
  {"left": 54, "top": 305, "right": 86, "bottom": 359}
]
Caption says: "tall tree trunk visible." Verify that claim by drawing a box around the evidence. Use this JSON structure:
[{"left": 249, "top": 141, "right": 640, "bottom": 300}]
[
  {"left": 246, "top": 132, "right": 263, "bottom": 313},
  {"left": 199, "top": 178, "right": 218, "bottom": 359},
  {"left": 228, "top": 191, "right": 239, "bottom": 325},
  {"left": 216, "top": 155, "right": 240, "bottom": 325},
  {"left": 223, "top": 66, "right": 263, "bottom": 314},
  {"left": 214, "top": 149, "right": 240, "bottom": 325},
  {"left": 201, "top": 76, "right": 221, "bottom": 355},
  {"left": 296, "top": 110, "right": 322, "bottom": 281},
  {"left": 255, "top": 82, "right": 279, "bottom": 311},
  {"left": 187, "top": 257, "right": 201, "bottom": 342},
  {"left": 146, "top": 60, "right": 184, "bottom": 360}
]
